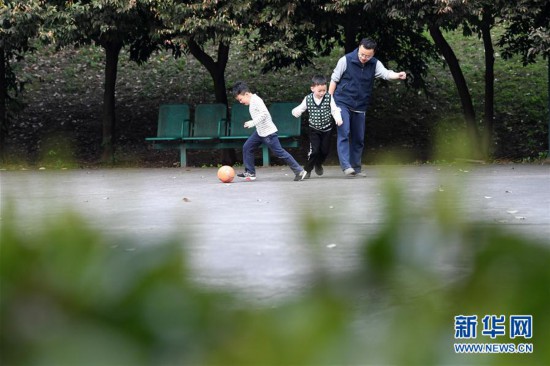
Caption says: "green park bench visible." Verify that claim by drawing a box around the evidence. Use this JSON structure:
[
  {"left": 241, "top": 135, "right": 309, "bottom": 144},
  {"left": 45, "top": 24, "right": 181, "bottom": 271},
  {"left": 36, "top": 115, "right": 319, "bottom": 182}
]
[
  {"left": 144, "top": 104, "right": 191, "bottom": 166},
  {"left": 145, "top": 102, "right": 302, "bottom": 167}
]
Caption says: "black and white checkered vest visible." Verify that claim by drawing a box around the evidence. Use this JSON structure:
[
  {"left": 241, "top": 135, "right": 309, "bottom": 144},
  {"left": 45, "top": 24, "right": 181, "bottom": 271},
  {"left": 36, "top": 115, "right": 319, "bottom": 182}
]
[{"left": 306, "top": 93, "right": 333, "bottom": 131}]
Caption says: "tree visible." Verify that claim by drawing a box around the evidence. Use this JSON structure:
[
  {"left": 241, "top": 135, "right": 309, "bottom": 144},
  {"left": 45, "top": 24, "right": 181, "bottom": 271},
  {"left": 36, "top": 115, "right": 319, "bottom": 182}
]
[
  {"left": 157, "top": 1, "right": 258, "bottom": 165},
  {"left": 363, "top": 0, "right": 502, "bottom": 158},
  {"left": 457, "top": 0, "right": 500, "bottom": 154},
  {"left": 46, "top": 0, "right": 165, "bottom": 163},
  {"left": 367, "top": 0, "right": 550, "bottom": 157},
  {"left": 363, "top": 0, "right": 547, "bottom": 158},
  {"left": 498, "top": 0, "right": 550, "bottom": 64},
  {"left": 158, "top": 1, "right": 255, "bottom": 106},
  {"left": 0, "top": 0, "right": 44, "bottom": 162},
  {"left": 372, "top": 1, "right": 479, "bottom": 148},
  {"left": 245, "top": 1, "right": 439, "bottom": 90},
  {"left": 497, "top": 0, "right": 550, "bottom": 155}
]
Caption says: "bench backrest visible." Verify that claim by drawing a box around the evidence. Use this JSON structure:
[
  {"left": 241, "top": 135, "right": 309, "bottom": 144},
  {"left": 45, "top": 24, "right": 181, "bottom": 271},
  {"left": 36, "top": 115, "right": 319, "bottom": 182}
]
[
  {"left": 228, "top": 103, "right": 253, "bottom": 137},
  {"left": 193, "top": 103, "right": 227, "bottom": 137},
  {"left": 157, "top": 104, "right": 190, "bottom": 137},
  {"left": 269, "top": 102, "right": 301, "bottom": 136}
]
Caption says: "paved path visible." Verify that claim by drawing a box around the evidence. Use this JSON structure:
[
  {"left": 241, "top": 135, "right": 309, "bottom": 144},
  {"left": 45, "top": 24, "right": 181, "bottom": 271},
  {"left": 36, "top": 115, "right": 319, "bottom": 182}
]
[{"left": 2, "top": 164, "right": 549, "bottom": 302}]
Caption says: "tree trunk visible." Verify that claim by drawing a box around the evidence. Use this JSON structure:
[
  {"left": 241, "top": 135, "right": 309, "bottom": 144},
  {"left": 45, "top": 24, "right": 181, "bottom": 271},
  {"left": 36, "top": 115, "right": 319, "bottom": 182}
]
[
  {"left": 480, "top": 6, "right": 495, "bottom": 158},
  {"left": 0, "top": 47, "right": 7, "bottom": 162},
  {"left": 100, "top": 41, "right": 123, "bottom": 164},
  {"left": 187, "top": 39, "right": 236, "bottom": 165},
  {"left": 187, "top": 39, "right": 229, "bottom": 105},
  {"left": 214, "top": 42, "right": 229, "bottom": 105},
  {"left": 343, "top": 21, "right": 358, "bottom": 53},
  {"left": 428, "top": 24, "right": 482, "bottom": 157}
]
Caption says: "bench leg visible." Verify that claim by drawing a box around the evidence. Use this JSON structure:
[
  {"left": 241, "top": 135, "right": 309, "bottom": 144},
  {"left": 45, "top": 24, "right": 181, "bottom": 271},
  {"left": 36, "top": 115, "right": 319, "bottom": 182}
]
[
  {"left": 262, "top": 145, "right": 270, "bottom": 167},
  {"left": 179, "top": 144, "right": 187, "bottom": 167}
]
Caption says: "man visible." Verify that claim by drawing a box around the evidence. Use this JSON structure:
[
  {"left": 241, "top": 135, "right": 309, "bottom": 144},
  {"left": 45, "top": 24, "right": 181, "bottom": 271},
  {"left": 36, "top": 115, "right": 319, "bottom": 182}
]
[{"left": 329, "top": 38, "right": 407, "bottom": 177}]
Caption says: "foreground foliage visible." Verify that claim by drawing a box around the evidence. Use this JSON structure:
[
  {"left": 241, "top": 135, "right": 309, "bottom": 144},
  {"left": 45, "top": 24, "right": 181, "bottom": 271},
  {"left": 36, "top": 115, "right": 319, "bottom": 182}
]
[{"left": 1, "top": 166, "right": 549, "bottom": 365}]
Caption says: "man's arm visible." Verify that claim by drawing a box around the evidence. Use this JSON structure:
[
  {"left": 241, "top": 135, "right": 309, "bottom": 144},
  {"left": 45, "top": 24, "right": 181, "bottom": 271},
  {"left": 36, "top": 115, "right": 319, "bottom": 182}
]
[
  {"left": 388, "top": 71, "right": 407, "bottom": 80},
  {"left": 329, "top": 96, "right": 343, "bottom": 126},
  {"left": 375, "top": 60, "right": 407, "bottom": 80},
  {"left": 329, "top": 56, "right": 347, "bottom": 95},
  {"left": 328, "top": 81, "right": 337, "bottom": 95}
]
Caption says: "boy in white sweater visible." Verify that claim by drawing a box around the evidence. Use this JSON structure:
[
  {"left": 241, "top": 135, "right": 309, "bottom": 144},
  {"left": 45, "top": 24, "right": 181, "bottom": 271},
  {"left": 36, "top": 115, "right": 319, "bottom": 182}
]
[{"left": 231, "top": 81, "right": 307, "bottom": 181}]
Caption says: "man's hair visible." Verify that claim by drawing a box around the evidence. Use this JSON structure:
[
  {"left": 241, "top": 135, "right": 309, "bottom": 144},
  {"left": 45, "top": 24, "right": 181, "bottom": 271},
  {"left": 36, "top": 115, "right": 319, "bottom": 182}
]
[
  {"left": 231, "top": 81, "right": 250, "bottom": 96},
  {"left": 311, "top": 75, "right": 327, "bottom": 87},
  {"left": 359, "top": 38, "right": 377, "bottom": 51}
]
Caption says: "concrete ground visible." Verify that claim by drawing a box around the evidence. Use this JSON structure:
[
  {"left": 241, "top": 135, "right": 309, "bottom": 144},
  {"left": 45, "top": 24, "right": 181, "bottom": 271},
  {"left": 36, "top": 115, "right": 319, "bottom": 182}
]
[{"left": 2, "top": 164, "right": 549, "bottom": 302}]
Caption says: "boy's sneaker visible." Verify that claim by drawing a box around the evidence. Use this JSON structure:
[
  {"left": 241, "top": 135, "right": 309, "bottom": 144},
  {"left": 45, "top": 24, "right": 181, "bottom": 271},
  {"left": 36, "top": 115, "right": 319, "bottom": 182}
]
[
  {"left": 343, "top": 167, "right": 356, "bottom": 177},
  {"left": 237, "top": 172, "right": 256, "bottom": 181},
  {"left": 314, "top": 165, "right": 324, "bottom": 176},
  {"left": 294, "top": 170, "right": 307, "bottom": 181}
]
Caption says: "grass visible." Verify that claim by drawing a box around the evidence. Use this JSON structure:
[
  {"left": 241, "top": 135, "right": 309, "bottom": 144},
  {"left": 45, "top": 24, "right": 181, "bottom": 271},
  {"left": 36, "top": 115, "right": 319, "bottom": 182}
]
[{"left": 2, "top": 27, "right": 548, "bottom": 169}]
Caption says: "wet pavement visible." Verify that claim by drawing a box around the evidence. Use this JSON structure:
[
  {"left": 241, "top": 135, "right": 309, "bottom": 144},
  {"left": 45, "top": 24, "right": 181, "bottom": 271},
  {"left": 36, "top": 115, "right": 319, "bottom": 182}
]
[{"left": 2, "top": 164, "right": 549, "bottom": 302}]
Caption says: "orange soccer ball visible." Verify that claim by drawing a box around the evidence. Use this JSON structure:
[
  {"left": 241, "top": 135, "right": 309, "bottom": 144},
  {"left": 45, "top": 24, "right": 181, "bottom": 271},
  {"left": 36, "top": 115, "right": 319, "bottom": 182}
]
[{"left": 217, "top": 165, "right": 235, "bottom": 183}]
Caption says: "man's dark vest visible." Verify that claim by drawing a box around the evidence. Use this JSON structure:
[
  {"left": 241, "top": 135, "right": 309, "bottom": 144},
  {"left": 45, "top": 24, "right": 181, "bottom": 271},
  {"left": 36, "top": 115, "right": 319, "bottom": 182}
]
[
  {"left": 334, "top": 48, "right": 377, "bottom": 112},
  {"left": 306, "top": 93, "right": 333, "bottom": 131}
]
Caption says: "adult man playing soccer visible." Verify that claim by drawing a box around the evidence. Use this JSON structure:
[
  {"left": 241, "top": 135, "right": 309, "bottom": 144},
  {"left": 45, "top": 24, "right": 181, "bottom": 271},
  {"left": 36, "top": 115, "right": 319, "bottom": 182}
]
[{"left": 329, "top": 38, "right": 407, "bottom": 177}]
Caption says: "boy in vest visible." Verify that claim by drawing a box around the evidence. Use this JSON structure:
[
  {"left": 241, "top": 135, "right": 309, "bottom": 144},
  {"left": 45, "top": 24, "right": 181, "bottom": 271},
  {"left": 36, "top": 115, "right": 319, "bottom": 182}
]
[
  {"left": 329, "top": 38, "right": 407, "bottom": 177},
  {"left": 292, "top": 75, "right": 343, "bottom": 178},
  {"left": 232, "top": 81, "right": 307, "bottom": 181}
]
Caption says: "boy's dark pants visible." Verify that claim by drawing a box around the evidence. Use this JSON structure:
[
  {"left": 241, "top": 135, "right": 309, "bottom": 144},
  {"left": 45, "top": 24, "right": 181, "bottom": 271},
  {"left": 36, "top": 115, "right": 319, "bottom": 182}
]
[{"left": 304, "top": 127, "right": 333, "bottom": 173}]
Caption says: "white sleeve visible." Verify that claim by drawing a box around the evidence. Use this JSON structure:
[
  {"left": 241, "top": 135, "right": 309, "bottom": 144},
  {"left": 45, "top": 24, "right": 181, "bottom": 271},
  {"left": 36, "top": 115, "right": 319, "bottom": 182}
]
[
  {"left": 291, "top": 97, "right": 308, "bottom": 117},
  {"left": 330, "top": 56, "right": 347, "bottom": 83},
  {"left": 375, "top": 60, "right": 394, "bottom": 80},
  {"left": 330, "top": 96, "right": 342, "bottom": 122}
]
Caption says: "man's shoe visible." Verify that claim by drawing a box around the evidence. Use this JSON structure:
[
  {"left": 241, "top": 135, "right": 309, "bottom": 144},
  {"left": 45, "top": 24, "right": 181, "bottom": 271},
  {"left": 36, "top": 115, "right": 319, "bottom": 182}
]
[
  {"left": 304, "top": 171, "right": 311, "bottom": 179},
  {"left": 294, "top": 170, "right": 307, "bottom": 181},
  {"left": 314, "top": 165, "right": 324, "bottom": 176},
  {"left": 343, "top": 167, "right": 356, "bottom": 177},
  {"left": 237, "top": 171, "right": 256, "bottom": 181}
]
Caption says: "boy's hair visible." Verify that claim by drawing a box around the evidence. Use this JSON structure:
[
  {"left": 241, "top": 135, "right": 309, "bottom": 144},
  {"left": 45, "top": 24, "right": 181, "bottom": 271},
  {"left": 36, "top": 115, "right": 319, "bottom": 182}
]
[
  {"left": 311, "top": 75, "right": 327, "bottom": 87},
  {"left": 359, "top": 38, "right": 377, "bottom": 50},
  {"left": 231, "top": 81, "right": 250, "bottom": 96}
]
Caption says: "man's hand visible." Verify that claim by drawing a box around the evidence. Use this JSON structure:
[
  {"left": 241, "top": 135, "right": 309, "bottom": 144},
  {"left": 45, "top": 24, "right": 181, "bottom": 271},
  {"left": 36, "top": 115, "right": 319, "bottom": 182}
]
[
  {"left": 244, "top": 120, "right": 254, "bottom": 128},
  {"left": 335, "top": 119, "right": 343, "bottom": 127}
]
